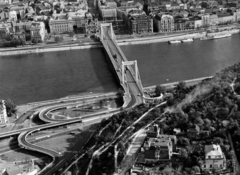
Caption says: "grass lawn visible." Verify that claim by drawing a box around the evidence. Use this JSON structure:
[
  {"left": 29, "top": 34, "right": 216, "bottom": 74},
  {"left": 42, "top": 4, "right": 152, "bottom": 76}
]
[
  {"left": 35, "top": 124, "right": 96, "bottom": 153},
  {"left": 0, "top": 162, "right": 32, "bottom": 175},
  {"left": 52, "top": 98, "right": 119, "bottom": 119},
  {"left": 1, "top": 148, "right": 45, "bottom": 163},
  {"left": 0, "top": 125, "right": 13, "bottom": 134},
  {"left": 35, "top": 135, "right": 78, "bottom": 153}
]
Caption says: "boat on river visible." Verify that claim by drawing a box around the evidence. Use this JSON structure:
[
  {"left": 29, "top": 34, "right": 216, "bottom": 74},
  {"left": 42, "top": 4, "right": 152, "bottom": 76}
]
[
  {"left": 181, "top": 38, "right": 193, "bottom": 42},
  {"left": 200, "top": 36, "right": 214, "bottom": 40},
  {"left": 168, "top": 40, "right": 181, "bottom": 44},
  {"left": 213, "top": 33, "right": 232, "bottom": 39}
]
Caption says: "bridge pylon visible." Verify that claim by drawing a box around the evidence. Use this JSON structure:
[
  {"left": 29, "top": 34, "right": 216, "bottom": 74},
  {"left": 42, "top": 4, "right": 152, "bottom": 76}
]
[
  {"left": 100, "top": 23, "right": 115, "bottom": 41},
  {"left": 121, "top": 60, "right": 144, "bottom": 94}
]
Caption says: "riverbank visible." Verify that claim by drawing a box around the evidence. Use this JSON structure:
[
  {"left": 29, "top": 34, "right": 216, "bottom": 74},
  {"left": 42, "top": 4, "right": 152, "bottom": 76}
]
[
  {"left": 0, "top": 42, "right": 103, "bottom": 56},
  {"left": 0, "top": 31, "right": 207, "bottom": 56},
  {"left": 16, "top": 76, "right": 213, "bottom": 116},
  {"left": 117, "top": 31, "right": 207, "bottom": 45},
  {"left": 0, "top": 26, "right": 239, "bottom": 56}
]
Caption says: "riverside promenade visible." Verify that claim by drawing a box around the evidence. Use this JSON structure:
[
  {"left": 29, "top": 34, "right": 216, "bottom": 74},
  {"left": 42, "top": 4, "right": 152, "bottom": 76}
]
[
  {"left": 0, "top": 31, "right": 208, "bottom": 56},
  {"left": 1, "top": 23, "right": 240, "bottom": 56}
]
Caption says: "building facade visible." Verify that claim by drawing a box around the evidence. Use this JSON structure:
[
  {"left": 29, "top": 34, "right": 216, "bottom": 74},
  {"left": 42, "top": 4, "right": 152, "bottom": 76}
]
[
  {"left": 30, "top": 22, "right": 45, "bottom": 42},
  {"left": 153, "top": 14, "right": 174, "bottom": 32},
  {"left": 129, "top": 15, "right": 153, "bottom": 34},
  {"left": 0, "top": 23, "right": 11, "bottom": 40},
  {"left": 234, "top": 10, "right": 240, "bottom": 22},
  {"left": 144, "top": 136, "right": 173, "bottom": 162},
  {"left": 9, "top": 10, "right": 17, "bottom": 21},
  {"left": 201, "top": 144, "right": 226, "bottom": 170},
  {"left": 100, "top": 8, "right": 117, "bottom": 21},
  {"left": 49, "top": 19, "right": 73, "bottom": 34},
  {"left": 218, "top": 14, "right": 235, "bottom": 24},
  {"left": 98, "top": 0, "right": 117, "bottom": 21},
  {"left": 49, "top": 14, "right": 92, "bottom": 34},
  {"left": 202, "top": 14, "right": 210, "bottom": 27},
  {"left": 209, "top": 14, "right": 219, "bottom": 27},
  {"left": 0, "top": 100, "right": 8, "bottom": 124},
  {"left": 174, "top": 18, "right": 185, "bottom": 31}
]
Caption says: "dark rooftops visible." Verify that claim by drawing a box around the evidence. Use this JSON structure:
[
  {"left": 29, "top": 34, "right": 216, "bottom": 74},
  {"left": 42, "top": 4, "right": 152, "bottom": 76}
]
[{"left": 144, "top": 149, "right": 155, "bottom": 159}]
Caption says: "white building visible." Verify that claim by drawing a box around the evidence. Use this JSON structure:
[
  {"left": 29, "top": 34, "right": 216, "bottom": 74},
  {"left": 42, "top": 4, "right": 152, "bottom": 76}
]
[
  {"left": 0, "top": 100, "right": 8, "bottom": 124},
  {"left": 201, "top": 144, "right": 226, "bottom": 170},
  {"left": 144, "top": 136, "right": 173, "bottom": 159},
  {"left": 9, "top": 10, "right": 17, "bottom": 21},
  {"left": 30, "top": 22, "right": 46, "bottom": 42}
]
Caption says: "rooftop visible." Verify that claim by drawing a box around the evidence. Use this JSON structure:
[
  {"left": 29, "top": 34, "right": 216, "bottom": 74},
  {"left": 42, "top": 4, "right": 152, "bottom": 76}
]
[{"left": 205, "top": 144, "right": 224, "bottom": 158}]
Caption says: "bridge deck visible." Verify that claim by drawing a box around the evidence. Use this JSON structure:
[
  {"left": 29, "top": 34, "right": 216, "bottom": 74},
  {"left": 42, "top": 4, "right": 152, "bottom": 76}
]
[{"left": 101, "top": 26, "right": 143, "bottom": 105}]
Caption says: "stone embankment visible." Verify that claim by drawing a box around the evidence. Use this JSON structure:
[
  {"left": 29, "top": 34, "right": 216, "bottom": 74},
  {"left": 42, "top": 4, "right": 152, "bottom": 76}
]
[
  {"left": 207, "top": 28, "right": 240, "bottom": 37},
  {"left": 0, "top": 31, "right": 207, "bottom": 56},
  {"left": 117, "top": 31, "right": 207, "bottom": 45},
  {"left": 0, "top": 28, "right": 239, "bottom": 56},
  {"left": 0, "top": 43, "right": 103, "bottom": 56}
]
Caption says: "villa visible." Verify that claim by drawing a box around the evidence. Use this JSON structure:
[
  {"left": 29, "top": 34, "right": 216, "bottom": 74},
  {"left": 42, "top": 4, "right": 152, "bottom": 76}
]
[{"left": 201, "top": 144, "right": 226, "bottom": 171}]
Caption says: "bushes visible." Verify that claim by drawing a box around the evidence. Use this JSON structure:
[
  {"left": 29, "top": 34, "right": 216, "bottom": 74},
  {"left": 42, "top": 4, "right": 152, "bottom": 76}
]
[
  {"left": 1, "top": 38, "right": 25, "bottom": 47},
  {"left": 54, "top": 36, "right": 63, "bottom": 42},
  {"left": 2, "top": 99, "right": 17, "bottom": 117}
]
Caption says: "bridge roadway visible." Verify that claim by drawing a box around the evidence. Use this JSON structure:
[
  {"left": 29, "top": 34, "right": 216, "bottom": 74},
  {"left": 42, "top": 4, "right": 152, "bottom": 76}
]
[{"left": 101, "top": 26, "right": 144, "bottom": 106}]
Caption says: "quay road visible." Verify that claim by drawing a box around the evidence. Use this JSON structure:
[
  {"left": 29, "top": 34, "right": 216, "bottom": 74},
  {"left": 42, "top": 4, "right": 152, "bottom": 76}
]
[
  {"left": 0, "top": 127, "right": 83, "bottom": 154},
  {"left": 11, "top": 92, "right": 117, "bottom": 132},
  {"left": 0, "top": 92, "right": 117, "bottom": 138}
]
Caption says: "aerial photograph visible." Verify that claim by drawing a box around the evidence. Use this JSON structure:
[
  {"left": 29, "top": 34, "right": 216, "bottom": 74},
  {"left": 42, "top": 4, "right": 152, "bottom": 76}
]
[{"left": 0, "top": 0, "right": 240, "bottom": 174}]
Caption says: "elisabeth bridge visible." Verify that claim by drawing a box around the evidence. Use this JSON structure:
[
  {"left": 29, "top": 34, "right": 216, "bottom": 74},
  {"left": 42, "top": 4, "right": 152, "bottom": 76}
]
[{"left": 99, "top": 23, "right": 162, "bottom": 107}]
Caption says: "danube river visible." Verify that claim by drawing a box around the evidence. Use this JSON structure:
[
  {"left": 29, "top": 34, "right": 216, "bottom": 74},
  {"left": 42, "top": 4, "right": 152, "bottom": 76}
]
[{"left": 0, "top": 34, "right": 240, "bottom": 104}]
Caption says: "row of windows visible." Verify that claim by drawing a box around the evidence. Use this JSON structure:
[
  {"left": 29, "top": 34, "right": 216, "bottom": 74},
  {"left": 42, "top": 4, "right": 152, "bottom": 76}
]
[
  {"left": 203, "top": 164, "right": 223, "bottom": 168},
  {"left": 51, "top": 25, "right": 69, "bottom": 28},
  {"left": 52, "top": 28, "right": 70, "bottom": 32},
  {"left": 132, "top": 29, "right": 152, "bottom": 33}
]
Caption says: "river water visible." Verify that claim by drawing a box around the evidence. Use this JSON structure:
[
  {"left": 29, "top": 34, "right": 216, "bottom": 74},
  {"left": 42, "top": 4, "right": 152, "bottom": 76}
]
[{"left": 0, "top": 34, "right": 240, "bottom": 104}]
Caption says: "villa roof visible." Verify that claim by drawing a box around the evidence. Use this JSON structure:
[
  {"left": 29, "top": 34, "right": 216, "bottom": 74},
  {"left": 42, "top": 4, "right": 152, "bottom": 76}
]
[{"left": 205, "top": 144, "right": 223, "bottom": 157}]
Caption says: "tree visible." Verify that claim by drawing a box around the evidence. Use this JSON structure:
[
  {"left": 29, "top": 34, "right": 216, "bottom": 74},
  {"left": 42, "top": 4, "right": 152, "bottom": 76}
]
[
  {"left": 213, "top": 137, "right": 223, "bottom": 145},
  {"left": 204, "top": 118, "right": 211, "bottom": 126},
  {"left": 176, "top": 81, "right": 187, "bottom": 91},
  {"left": 3, "top": 99, "right": 17, "bottom": 117},
  {"left": 100, "top": 118, "right": 109, "bottom": 127},
  {"left": 192, "top": 166, "right": 200, "bottom": 173},
  {"left": 178, "top": 137, "right": 190, "bottom": 146},
  {"left": 217, "top": 107, "right": 229, "bottom": 119},
  {"left": 167, "top": 97, "right": 174, "bottom": 106},
  {"left": 117, "top": 88, "right": 124, "bottom": 98},
  {"left": 54, "top": 36, "right": 63, "bottom": 42},
  {"left": 155, "top": 85, "right": 166, "bottom": 96},
  {"left": 228, "top": 120, "right": 239, "bottom": 133},
  {"left": 179, "top": 148, "right": 189, "bottom": 160},
  {"left": 99, "top": 100, "right": 104, "bottom": 108},
  {"left": 232, "top": 111, "right": 240, "bottom": 120},
  {"left": 194, "top": 116, "right": 204, "bottom": 126}
]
